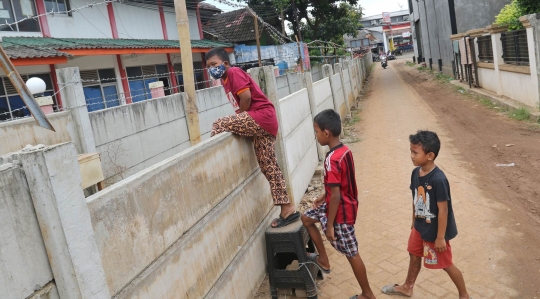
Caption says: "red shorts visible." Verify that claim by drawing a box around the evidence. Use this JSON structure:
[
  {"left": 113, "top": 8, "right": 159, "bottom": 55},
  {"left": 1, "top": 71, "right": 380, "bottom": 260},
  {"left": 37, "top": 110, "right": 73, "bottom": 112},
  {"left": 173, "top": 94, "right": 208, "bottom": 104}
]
[{"left": 407, "top": 228, "right": 453, "bottom": 269}]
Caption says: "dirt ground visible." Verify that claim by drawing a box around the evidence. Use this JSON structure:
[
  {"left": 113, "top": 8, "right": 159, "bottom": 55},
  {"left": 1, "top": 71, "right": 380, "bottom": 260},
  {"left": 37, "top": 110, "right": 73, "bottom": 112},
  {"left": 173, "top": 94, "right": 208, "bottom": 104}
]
[{"left": 394, "top": 60, "right": 540, "bottom": 297}]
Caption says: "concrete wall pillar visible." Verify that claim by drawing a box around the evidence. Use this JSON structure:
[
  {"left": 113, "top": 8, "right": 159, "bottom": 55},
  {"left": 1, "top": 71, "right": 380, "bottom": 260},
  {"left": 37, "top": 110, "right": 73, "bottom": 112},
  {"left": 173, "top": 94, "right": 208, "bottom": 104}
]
[
  {"left": 334, "top": 63, "right": 351, "bottom": 116},
  {"left": 56, "top": 67, "right": 97, "bottom": 154},
  {"left": 523, "top": 14, "right": 540, "bottom": 108},
  {"left": 301, "top": 72, "right": 324, "bottom": 161},
  {"left": 19, "top": 143, "right": 110, "bottom": 299},
  {"left": 487, "top": 24, "right": 507, "bottom": 96}
]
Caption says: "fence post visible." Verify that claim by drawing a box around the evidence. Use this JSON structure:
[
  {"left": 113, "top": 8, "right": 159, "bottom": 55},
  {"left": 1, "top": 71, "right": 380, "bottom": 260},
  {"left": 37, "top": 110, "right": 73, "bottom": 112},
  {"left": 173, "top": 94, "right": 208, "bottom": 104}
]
[
  {"left": 323, "top": 64, "right": 345, "bottom": 138},
  {"left": 343, "top": 60, "right": 356, "bottom": 106},
  {"left": 334, "top": 63, "right": 351, "bottom": 117},
  {"left": 56, "top": 67, "right": 96, "bottom": 155},
  {"left": 523, "top": 14, "right": 540, "bottom": 108},
  {"left": 256, "top": 66, "right": 294, "bottom": 204},
  {"left": 19, "top": 143, "right": 110, "bottom": 299},
  {"left": 486, "top": 24, "right": 508, "bottom": 96},
  {"left": 301, "top": 72, "right": 324, "bottom": 161}
]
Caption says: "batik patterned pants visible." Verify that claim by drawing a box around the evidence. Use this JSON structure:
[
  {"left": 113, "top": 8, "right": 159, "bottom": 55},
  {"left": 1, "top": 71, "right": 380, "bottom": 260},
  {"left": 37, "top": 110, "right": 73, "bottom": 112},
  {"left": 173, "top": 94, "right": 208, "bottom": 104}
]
[{"left": 211, "top": 112, "right": 290, "bottom": 205}]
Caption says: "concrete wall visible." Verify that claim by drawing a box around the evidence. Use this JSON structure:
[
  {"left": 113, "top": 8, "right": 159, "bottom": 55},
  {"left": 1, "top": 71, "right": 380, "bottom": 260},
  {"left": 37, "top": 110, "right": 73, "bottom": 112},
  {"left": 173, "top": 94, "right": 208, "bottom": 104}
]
[
  {"left": 500, "top": 70, "right": 539, "bottom": 108},
  {"left": 0, "top": 163, "right": 59, "bottom": 299},
  {"left": 197, "top": 86, "right": 236, "bottom": 140},
  {"left": 89, "top": 94, "right": 190, "bottom": 185},
  {"left": 313, "top": 78, "right": 334, "bottom": 113},
  {"left": 0, "top": 111, "right": 76, "bottom": 156},
  {"left": 89, "top": 87, "right": 234, "bottom": 185},
  {"left": 278, "top": 88, "right": 319, "bottom": 205},
  {"left": 454, "top": 0, "right": 507, "bottom": 34},
  {"left": 312, "top": 64, "right": 323, "bottom": 82},
  {"left": 287, "top": 73, "right": 301, "bottom": 94},
  {"left": 477, "top": 67, "right": 499, "bottom": 94},
  {"left": 47, "top": 0, "right": 113, "bottom": 38},
  {"left": 276, "top": 75, "right": 290, "bottom": 100},
  {"left": 87, "top": 133, "right": 273, "bottom": 298}
]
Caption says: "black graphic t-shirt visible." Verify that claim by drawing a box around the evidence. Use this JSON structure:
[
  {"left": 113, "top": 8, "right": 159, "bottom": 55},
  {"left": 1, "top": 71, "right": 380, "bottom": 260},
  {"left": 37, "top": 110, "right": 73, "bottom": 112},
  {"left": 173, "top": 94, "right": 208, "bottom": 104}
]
[{"left": 410, "top": 166, "right": 458, "bottom": 242}]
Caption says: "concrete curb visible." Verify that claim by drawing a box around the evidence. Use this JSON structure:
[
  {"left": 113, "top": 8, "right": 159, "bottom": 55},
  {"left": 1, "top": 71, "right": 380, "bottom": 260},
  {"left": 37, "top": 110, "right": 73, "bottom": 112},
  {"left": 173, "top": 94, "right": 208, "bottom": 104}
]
[{"left": 450, "top": 80, "right": 540, "bottom": 122}]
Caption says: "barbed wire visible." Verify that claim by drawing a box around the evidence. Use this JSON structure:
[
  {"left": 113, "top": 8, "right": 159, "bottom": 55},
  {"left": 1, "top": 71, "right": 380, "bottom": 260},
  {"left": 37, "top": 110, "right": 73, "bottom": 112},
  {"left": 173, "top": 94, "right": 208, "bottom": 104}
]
[{"left": 0, "top": 0, "right": 122, "bottom": 30}]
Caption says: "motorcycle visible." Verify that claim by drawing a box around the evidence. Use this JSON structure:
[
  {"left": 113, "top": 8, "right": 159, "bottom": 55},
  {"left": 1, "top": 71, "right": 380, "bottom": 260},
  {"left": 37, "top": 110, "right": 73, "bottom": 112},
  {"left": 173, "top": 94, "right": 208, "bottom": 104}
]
[{"left": 381, "top": 56, "right": 388, "bottom": 69}]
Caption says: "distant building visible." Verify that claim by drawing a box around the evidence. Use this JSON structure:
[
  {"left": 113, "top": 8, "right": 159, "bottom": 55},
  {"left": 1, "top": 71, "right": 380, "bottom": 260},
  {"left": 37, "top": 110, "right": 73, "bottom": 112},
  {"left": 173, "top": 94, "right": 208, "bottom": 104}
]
[
  {"left": 408, "top": 0, "right": 508, "bottom": 75},
  {"left": 345, "top": 10, "right": 411, "bottom": 53}
]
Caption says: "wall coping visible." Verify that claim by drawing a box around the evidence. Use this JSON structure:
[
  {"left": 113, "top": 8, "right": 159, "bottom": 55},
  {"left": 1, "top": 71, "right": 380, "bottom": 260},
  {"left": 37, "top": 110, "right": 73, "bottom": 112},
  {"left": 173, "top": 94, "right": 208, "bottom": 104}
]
[
  {"left": 520, "top": 16, "right": 532, "bottom": 28},
  {"left": 0, "top": 110, "right": 69, "bottom": 129},
  {"left": 450, "top": 33, "right": 465, "bottom": 41},
  {"left": 486, "top": 24, "right": 508, "bottom": 34},
  {"left": 467, "top": 28, "right": 488, "bottom": 38},
  {"left": 498, "top": 64, "right": 531, "bottom": 75},
  {"left": 477, "top": 62, "right": 495, "bottom": 69}
]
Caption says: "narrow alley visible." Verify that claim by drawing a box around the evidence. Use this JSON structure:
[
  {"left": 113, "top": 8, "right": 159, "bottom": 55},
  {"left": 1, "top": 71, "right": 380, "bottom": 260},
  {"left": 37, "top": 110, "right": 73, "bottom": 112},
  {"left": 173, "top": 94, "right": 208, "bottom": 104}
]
[{"left": 256, "top": 59, "right": 540, "bottom": 299}]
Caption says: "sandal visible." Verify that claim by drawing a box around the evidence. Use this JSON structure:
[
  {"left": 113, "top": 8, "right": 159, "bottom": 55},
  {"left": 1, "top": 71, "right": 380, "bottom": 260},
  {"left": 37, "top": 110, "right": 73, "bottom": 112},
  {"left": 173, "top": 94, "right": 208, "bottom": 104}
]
[
  {"left": 349, "top": 296, "right": 358, "bottom": 299},
  {"left": 271, "top": 211, "right": 300, "bottom": 228},
  {"left": 381, "top": 284, "right": 410, "bottom": 297},
  {"left": 307, "top": 252, "right": 331, "bottom": 274}
]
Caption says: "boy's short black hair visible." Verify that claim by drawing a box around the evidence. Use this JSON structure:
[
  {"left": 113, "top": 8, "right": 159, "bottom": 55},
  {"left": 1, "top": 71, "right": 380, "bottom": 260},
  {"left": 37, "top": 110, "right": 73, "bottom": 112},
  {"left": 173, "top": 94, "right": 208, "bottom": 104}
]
[
  {"left": 409, "top": 130, "right": 441, "bottom": 158},
  {"left": 206, "top": 47, "right": 230, "bottom": 63},
  {"left": 314, "top": 109, "right": 341, "bottom": 136}
]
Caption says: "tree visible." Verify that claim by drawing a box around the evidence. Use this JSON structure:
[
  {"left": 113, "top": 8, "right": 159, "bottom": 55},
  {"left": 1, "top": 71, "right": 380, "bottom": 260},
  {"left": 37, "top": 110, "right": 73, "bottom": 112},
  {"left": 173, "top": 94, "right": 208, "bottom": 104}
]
[
  {"left": 243, "top": 0, "right": 360, "bottom": 42},
  {"left": 516, "top": 0, "right": 540, "bottom": 14},
  {"left": 495, "top": 0, "right": 524, "bottom": 30}
]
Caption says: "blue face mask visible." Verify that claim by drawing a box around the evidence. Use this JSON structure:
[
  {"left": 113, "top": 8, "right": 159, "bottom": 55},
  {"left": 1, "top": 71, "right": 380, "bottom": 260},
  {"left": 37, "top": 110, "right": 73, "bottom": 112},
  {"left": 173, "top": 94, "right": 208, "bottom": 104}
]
[{"left": 208, "top": 64, "right": 226, "bottom": 80}]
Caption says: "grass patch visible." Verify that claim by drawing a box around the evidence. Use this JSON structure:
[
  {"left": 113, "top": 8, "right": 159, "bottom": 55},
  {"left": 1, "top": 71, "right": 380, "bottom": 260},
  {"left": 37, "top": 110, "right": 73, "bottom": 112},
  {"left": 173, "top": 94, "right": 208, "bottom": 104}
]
[
  {"left": 417, "top": 66, "right": 430, "bottom": 71},
  {"left": 405, "top": 61, "right": 416, "bottom": 67},
  {"left": 510, "top": 108, "right": 531, "bottom": 121},
  {"left": 479, "top": 97, "right": 496, "bottom": 109},
  {"left": 435, "top": 72, "right": 453, "bottom": 83}
]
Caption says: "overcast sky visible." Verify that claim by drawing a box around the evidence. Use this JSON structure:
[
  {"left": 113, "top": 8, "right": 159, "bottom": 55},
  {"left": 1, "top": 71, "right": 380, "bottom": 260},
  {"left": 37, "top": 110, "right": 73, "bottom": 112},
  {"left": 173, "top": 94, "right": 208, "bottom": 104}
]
[{"left": 203, "top": 0, "right": 408, "bottom": 16}]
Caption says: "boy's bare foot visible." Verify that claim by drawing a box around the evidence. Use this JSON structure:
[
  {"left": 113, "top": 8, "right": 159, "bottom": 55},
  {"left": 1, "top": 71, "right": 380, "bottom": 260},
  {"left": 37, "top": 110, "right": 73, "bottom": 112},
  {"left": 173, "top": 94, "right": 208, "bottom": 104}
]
[{"left": 381, "top": 284, "right": 412, "bottom": 296}]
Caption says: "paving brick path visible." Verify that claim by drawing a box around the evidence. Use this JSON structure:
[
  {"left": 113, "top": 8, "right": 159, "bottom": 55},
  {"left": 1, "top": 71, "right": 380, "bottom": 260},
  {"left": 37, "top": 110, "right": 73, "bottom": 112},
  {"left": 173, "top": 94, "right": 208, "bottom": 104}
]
[{"left": 255, "top": 62, "right": 519, "bottom": 299}]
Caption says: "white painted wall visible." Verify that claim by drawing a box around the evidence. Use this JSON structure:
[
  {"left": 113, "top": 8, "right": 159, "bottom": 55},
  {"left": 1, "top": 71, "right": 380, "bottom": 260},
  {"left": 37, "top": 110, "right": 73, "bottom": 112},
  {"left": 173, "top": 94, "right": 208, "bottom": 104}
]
[
  {"left": 477, "top": 67, "right": 498, "bottom": 94},
  {"left": 313, "top": 78, "right": 334, "bottom": 112},
  {"left": 113, "top": 3, "right": 163, "bottom": 40},
  {"left": 500, "top": 70, "right": 538, "bottom": 107},
  {"left": 164, "top": 10, "right": 201, "bottom": 40},
  {"left": 46, "top": 1, "right": 200, "bottom": 40},
  {"left": 120, "top": 54, "right": 168, "bottom": 68},
  {"left": 47, "top": 0, "right": 113, "bottom": 38},
  {"left": 56, "top": 55, "right": 117, "bottom": 70}
]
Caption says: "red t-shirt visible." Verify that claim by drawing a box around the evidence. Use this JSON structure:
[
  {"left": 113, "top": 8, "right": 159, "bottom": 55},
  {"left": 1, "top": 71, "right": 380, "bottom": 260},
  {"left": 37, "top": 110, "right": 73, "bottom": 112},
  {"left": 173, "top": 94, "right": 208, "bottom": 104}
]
[
  {"left": 222, "top": 67, "right": 279, "bottom": 136},
  {"left": 324, "top": 144, "right": 359, "bottom": 224}
]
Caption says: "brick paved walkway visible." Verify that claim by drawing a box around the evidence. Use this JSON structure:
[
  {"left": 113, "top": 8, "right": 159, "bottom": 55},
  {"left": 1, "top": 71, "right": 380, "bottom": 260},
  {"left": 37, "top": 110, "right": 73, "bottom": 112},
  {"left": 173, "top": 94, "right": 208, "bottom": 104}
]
[{"left": 255, "top": 63, "right": 519, "bottom": 299}]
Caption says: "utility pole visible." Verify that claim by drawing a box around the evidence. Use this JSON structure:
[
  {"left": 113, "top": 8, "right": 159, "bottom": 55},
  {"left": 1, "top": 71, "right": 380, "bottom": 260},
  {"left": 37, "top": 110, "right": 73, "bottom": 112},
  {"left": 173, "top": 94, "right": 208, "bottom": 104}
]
[
  {"left": 252, "top": 9, "right": 262, "bottom": 67},
  {"left": 174, "top": 0, "right": 200, "bottom": 145}
]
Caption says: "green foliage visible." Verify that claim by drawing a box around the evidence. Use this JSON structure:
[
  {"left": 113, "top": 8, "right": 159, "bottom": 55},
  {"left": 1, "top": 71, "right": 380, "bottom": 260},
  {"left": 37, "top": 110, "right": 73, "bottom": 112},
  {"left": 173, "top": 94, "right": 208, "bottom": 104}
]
[
  {"left": 435, "top": 72, "right": 452, "bottom": 83},
  {"left": 405, "top": 61, "right": 416, "bottom": 67},
  {"left": 516, "top": 0, "right": 540, "bottom": 14},
  {"left": 495, "top": 0, "right": 524, "bottom": 30},
  {"left": 297, "top": 2, "right": 362, "bottom": 46}
]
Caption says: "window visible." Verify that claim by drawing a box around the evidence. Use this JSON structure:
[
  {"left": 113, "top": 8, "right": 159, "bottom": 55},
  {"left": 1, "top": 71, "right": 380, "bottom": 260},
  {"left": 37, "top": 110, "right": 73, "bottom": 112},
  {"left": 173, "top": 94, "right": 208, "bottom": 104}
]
[
  {"left": 0, "top": 73, "right": 56, "bottom": 121},
  {"left": 81, "top": 69, "right": 120, "bottom": 112},
  {"left": 174, "top": 62, "right": 207, "bottom": 92},
  {"left": 501, "top": 29, "right": 529, "bottom": 66},
  {"left": 0, "top": 0, "right": 40, "bottom": 32},
  {"left": 126, "top": 64, "right": 171, "bottom": 103},
  {"left": 44, "top": 0, "right": 72, "bottom": 15},
  {"left": 476, "top": 36, "right": 493, "bottom": 63}
]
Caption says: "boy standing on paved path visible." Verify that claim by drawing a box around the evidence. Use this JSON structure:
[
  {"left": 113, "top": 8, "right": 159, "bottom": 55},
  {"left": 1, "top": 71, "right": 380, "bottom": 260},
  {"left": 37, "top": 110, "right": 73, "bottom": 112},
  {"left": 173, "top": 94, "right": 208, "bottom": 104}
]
[
  {"left": 205, "top": 47, "right": 299, "bottom": 228},
  {"left": 382, "top": 130, "right": 471, "bottom": 299},
  {"left": 301, "top": 109, "right": 376, "bottom": 299}
]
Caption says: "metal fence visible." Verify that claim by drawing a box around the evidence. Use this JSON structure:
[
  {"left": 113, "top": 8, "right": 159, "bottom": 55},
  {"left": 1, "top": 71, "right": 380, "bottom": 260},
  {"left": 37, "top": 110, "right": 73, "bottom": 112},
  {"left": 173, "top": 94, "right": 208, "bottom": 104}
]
[
  {"left": 477, "top": 35, "right": 494, "bottom": 63},
  {"left": 501, "top": 29, "right": 529, "bottom": 66}
]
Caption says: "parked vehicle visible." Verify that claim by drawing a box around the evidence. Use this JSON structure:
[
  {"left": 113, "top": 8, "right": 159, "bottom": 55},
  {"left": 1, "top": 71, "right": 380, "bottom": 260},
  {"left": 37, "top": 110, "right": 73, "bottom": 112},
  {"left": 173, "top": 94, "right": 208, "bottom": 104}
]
[{"left": 388, "top": 53, "right": 396, "bottom": 60}]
